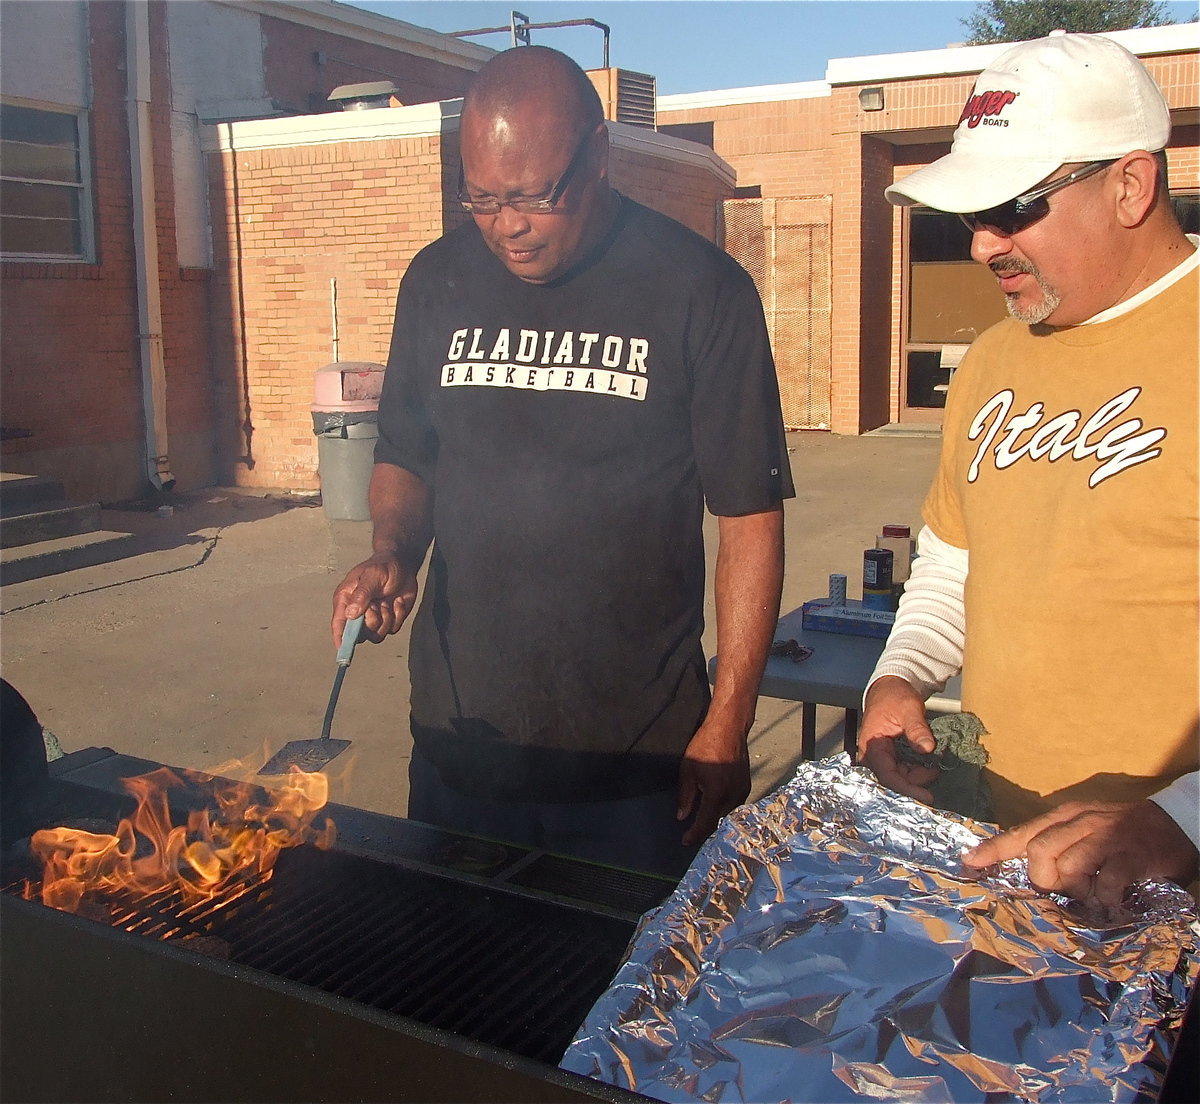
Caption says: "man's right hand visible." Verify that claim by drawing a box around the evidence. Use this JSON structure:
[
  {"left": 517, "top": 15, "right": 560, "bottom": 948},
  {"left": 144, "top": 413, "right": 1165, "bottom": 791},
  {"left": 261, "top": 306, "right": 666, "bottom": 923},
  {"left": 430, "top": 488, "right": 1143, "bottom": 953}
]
[
  {"left": 857, "top": 675, "right": 939, "bottom": 804},
  {"left": 331, "top": 551, "right": 419, "bottom": 647}
]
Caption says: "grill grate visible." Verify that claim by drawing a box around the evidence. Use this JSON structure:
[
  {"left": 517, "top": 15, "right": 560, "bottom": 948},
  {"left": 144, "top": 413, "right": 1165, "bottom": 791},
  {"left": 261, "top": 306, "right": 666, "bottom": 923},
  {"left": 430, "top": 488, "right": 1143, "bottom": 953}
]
[{"left": 8, "top": 843, "right": 634, "bottom": 1066}]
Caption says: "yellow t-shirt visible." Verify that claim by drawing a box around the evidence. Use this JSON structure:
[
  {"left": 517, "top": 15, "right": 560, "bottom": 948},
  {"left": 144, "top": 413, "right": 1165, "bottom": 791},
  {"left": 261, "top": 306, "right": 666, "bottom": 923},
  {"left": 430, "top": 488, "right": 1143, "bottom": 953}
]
[{"left": 924, "top": 269, "right": 1199, "bottom": 826}]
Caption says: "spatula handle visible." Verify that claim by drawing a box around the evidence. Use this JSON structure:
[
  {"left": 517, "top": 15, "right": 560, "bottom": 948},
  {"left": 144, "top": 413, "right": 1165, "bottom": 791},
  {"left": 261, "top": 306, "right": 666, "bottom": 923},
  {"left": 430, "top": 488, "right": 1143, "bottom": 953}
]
[{"left": 337, "top": 614, "right": 365, "bottom": 666}]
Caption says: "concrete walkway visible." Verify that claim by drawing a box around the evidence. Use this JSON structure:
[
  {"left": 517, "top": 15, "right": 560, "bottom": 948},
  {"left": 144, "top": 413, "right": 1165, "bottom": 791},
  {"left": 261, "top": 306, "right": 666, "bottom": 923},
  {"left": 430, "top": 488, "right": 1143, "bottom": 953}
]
[{"left": 0, "top": 431, "right": 941, "bottom": 818}]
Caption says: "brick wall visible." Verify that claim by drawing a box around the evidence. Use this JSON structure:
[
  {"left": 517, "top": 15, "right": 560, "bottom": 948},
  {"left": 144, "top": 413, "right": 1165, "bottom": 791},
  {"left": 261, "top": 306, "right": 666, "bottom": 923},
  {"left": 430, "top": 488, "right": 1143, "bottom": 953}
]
[
  {"left": 609, "top": 144, "right": 732, "bottom": 241},
  {"left": 1, "top": 2, "right": 146, "bottom": 501},
  {"left": 659, "top": 94, "right": 836, "bottom": 427},
  {"left": 659, "top": 96, "right": 833, "bottom": 198},
  {"left": 1, "top": 1, "right": 485, "bottom": 504},
  {"left": 662, "top": 38, "right": 1199, "bottom": 436},
  {"left": 207, "top": 118, "right": 731, "bottom": 492},
  {"left": 9, "top": 10, "right": 1192, "bottom": 495},
  {"left": 1145, "top": 51, "right": 1200, "bottom": 123},
  {"left": 1, "top": 2, "right": 236, "bottom": 500},
  {"left": 208, "top": 134, "right": 448, "bottom": 490},
  {"left": 259, "top": 13, "right": 483, "bottom": 114}
]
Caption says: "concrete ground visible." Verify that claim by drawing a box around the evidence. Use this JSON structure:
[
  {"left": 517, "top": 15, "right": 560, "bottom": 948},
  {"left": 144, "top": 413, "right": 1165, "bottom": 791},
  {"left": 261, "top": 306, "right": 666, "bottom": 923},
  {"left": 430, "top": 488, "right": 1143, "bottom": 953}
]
[{"left": 0, "top": 430, "right": 941, "bottom": 817}]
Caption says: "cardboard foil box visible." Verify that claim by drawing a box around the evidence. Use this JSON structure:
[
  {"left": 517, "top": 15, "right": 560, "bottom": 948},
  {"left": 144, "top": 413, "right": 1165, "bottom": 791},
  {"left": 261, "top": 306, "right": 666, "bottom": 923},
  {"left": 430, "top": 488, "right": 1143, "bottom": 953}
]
[{"left": 801, "top": 598, "right": 895, "bottom": 639}]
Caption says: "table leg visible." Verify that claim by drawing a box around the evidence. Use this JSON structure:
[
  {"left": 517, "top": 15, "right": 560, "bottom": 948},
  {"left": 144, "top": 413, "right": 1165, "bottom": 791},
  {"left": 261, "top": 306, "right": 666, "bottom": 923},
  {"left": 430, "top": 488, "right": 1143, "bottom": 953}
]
[
  {"left": 842, "top": 709, "right": 859, "bottom": 758},
  {"left": 802, "top": 702, "right": 816, "bottom": 760}
]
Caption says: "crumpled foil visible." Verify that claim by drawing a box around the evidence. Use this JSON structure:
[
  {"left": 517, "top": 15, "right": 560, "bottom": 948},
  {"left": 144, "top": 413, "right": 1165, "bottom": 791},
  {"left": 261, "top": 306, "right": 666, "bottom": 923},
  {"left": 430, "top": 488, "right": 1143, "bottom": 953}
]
[{"left": 561, "top": 755, "right": 1198, "bottom": 1103}]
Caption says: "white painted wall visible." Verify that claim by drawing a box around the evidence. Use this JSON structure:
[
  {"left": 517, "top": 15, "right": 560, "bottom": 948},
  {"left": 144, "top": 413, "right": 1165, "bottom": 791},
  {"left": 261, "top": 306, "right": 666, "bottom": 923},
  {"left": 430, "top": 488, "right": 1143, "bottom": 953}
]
[
  {"left": 171, "top": 108, "right": 213, "bottom": 269},
  {"left": 0, "top": 0, "right": 89, "bottom": 108},
  {"left": 167, "top": 2, "right": 269, "bottom": 114},
  {"left": 167, "top": 2, "right": 272, "bottom": 269}
]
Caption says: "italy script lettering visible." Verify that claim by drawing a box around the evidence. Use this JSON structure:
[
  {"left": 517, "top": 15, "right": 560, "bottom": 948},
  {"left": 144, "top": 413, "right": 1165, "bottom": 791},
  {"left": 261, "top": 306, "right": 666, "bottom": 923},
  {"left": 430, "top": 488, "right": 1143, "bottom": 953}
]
[{"left": 967, "top": 387, "right": 1166, "bottom": 488}]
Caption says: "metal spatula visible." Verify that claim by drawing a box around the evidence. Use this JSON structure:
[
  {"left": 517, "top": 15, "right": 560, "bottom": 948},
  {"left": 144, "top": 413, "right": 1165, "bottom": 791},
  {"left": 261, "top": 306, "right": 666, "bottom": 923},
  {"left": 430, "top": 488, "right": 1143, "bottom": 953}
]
[{"left": 258, "top": 614, "right": 364, "bottom": 775}]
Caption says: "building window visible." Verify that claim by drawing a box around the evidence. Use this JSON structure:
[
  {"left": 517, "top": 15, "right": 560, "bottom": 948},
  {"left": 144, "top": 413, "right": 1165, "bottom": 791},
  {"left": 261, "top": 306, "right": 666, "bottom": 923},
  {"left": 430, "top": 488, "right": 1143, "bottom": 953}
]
[
  {"left": 1171, "top": 192, "right": 1199, "bottom": 235},
  {"left": 0, "top": 101, "right": 93, "bottom": 261},
  {"left": 658, "top": 121, "right": 715, "bottom": 149},
  {"left": 903, "top": 208, "right": 1005, "bottom": 411}
]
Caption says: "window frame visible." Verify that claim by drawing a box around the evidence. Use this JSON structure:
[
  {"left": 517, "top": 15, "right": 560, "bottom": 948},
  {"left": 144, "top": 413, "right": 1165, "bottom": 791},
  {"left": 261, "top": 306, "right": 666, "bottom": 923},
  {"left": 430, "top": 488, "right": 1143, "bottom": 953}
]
[
  {"left": 901, "top": 206, "right": 1005, "bottom": 415},
  {"left": 1169, "top": 191, "right": 1199, "bottom": 237},
  {"left": 1, "top": 97, "right": 96, "bottom": 264}
]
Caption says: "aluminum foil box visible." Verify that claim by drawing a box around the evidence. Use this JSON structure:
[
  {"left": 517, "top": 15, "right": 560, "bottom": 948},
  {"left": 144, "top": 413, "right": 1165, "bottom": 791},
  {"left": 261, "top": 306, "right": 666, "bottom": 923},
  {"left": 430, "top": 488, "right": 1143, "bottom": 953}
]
[
  {"left": 802, "top": 598, "right": 895, "bottom": 639},
  {"left": 562, "top": 756, "right": 1199, "bottom": 1103}
]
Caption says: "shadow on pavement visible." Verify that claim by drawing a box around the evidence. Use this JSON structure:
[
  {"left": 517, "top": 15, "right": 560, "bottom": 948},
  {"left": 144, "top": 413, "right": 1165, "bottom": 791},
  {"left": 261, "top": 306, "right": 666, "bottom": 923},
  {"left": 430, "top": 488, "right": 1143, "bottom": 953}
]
[{"left": 101, "top": 488, "right": 325, "bottom": 556}]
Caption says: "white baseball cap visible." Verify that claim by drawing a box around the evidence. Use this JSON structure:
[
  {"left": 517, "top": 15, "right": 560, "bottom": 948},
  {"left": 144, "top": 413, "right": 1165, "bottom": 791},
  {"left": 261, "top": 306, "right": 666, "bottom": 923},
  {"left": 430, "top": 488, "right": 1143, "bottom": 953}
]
[{"left": 885, "top": 32, "right": 1171, "bottom": 213}]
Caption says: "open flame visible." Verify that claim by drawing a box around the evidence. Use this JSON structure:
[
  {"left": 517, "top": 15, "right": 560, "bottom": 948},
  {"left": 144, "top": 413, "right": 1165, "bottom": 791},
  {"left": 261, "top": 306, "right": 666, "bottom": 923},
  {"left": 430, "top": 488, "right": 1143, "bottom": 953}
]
[{"left": 24, "top": 766, "right": 335, "bottom": 914}]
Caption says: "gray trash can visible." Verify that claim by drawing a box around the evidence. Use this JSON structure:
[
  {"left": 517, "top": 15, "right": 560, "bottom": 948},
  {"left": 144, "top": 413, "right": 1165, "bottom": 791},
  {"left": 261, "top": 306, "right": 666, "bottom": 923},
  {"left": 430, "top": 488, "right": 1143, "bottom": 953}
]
[{"left": 311, "top": 361, "right": 385, "bottom": 521}]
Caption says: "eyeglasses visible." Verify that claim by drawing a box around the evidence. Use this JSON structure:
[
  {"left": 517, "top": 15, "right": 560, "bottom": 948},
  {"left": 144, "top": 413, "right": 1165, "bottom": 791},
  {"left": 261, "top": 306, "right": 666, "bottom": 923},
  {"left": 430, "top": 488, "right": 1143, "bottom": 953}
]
[
  {"left": 958, "top": 160, "right": 1114, "bottom": 236},
  {"left": 458, "top": 128, "right": 596, "bottom": 216}
]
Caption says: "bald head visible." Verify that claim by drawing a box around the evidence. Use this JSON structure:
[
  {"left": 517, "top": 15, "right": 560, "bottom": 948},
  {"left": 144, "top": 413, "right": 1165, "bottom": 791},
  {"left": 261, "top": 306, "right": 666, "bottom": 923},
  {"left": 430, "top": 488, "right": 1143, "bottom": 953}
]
[
  {"left": 463, "top": 46, "right": 604, "bottom": 140},
  {"left": 457, "top": 46, "right": 616, "bottom": 285}
]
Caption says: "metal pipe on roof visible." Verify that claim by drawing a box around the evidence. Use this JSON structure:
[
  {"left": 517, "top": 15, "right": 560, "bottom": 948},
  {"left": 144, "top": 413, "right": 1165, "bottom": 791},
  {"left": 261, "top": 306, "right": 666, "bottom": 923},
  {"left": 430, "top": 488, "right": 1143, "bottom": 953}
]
[{"left": 449, "top": 18, "right": 611, "bottom": 69}]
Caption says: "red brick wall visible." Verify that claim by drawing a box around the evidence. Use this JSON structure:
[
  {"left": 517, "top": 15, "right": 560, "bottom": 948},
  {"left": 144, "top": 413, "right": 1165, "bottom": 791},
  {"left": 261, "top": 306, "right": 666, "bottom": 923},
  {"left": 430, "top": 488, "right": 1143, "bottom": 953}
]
[
  {"left": 9, "top": 10, "right": 1191, "bottom": 498},
  {"left": 658, "top": 97, "right": 833, "bottom": 198},
  {"left": 0, "top": 1, "right": 146, "bottom": 501},
  {"left": 1, "top": 1, "right": 483, "bottom": 504},
  {"left": 149, "top": 2, "right": 221, "bottom": 495},
  {"left": 207, "top": 123, "right": 735, "bottom": 491},
  {"left": 1166, "top": 123, "right": 1199, "bottom": 188},
  {"left": 1145, "top": 51, "right": 1200, "bottom": 123},
  {"left": 663, "top": 45, "right": 1198, "bottom": 436},
  {"left": 260, "top": 14, "right": 480, "bottom": 115},
  {"left": 858, "top": 135, "right": 897, "bottom": 431},
  {"left": 609, "top": 144, "right": 733, "bottom": 241},
  {"left": 208, "top": 134, "right": 448, "bottom": 490}
]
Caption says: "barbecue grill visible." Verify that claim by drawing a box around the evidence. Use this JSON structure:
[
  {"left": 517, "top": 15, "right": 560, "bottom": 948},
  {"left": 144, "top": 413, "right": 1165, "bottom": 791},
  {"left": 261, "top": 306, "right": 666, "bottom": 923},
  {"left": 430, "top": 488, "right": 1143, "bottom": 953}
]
[{"left": 1, "top": 747, "right": 668, "bottom": 1103}]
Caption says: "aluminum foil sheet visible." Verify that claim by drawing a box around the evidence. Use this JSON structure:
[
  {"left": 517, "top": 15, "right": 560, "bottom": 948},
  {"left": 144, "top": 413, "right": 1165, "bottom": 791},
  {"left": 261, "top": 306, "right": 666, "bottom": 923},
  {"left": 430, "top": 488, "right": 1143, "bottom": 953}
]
[{"left": 562, "top": 754, "right": 1198, "bottom": 1103}]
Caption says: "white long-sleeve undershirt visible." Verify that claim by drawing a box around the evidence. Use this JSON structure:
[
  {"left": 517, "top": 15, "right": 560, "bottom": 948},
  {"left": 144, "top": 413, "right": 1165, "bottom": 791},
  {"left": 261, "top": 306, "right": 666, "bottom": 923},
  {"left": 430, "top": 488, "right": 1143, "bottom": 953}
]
[{"left": 864, "top": 525, "right": 1198, "bottom": 849}]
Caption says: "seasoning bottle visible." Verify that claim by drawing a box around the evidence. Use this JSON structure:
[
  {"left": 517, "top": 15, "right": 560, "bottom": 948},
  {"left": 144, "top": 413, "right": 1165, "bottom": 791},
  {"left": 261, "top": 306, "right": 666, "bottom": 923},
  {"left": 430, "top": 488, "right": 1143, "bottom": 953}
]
[
  {"left": 875, "top": 524, "right": 914, "bottom": 583},
  {"left": 862, "top": 547, "right": 894, "bottom": 610}
]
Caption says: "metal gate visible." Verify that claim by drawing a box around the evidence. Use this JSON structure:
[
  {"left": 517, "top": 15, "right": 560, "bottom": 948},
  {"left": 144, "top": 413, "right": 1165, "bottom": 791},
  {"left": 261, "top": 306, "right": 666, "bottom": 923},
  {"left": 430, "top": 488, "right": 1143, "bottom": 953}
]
[{"left": 724, "top": 198, "right": 831, "bottom": 430}]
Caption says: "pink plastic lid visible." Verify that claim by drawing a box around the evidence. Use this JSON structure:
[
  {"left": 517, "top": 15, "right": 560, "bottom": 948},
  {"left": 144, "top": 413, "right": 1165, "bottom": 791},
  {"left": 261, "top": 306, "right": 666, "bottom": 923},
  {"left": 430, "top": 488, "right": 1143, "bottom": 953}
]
[{"left": 311, "top": 361, "right": 385, "bottom": 412}]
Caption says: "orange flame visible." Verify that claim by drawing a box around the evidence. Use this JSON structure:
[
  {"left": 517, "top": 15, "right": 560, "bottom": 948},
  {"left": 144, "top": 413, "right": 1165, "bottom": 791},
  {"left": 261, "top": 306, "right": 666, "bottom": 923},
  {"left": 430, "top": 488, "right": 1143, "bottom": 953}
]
[{"left": 25, "top": 766, "right": 335, "bottom": 913}]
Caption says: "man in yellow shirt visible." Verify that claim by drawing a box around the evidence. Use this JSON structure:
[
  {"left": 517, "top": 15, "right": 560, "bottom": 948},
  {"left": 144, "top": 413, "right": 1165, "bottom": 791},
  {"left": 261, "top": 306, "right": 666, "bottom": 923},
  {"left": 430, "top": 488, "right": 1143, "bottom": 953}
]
[{"left": 859, "top": 33, "right": 1198, "bottom": 906}]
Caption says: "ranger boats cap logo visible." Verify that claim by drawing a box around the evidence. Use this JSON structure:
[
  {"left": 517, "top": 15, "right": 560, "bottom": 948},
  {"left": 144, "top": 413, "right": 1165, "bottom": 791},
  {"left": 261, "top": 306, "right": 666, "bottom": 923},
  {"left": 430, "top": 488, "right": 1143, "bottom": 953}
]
[
  {"left": 959, "top": 89, "right": 1018, "bottom": 129},
  {"left": 884, "top": 32, "right": 1171, "bottom": 214}
]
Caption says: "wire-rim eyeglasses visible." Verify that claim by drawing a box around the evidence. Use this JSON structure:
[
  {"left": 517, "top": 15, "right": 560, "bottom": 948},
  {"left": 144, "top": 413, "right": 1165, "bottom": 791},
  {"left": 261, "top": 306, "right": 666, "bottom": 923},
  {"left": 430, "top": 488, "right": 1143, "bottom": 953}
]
[{"left": 458, "top": 127, "right": 597, "bottom": 216}]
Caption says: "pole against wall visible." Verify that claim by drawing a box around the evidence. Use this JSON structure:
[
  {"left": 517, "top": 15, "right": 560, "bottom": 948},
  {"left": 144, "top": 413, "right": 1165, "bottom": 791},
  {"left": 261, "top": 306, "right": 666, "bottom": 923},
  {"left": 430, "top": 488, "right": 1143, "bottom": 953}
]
[{"left": 331, "top": 278, "right": 339, "bottom": 362}]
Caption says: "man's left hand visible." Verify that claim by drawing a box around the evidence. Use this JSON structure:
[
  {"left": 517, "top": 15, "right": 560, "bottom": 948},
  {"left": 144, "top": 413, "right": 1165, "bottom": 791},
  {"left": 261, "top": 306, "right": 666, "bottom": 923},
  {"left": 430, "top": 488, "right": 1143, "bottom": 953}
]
[
  {"left": 677, "top": 726, "right": 751, "bottom": 848},
  {"left": 962, "top": 799, "right": 1199, "bottom": 905}
]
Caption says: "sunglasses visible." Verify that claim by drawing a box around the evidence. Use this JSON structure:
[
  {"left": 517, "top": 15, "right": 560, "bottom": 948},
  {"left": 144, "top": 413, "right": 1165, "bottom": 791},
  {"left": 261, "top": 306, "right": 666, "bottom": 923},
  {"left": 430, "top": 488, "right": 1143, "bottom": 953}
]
[{"left": 958, "top": 160, "right": 1114, "bottom": 236}]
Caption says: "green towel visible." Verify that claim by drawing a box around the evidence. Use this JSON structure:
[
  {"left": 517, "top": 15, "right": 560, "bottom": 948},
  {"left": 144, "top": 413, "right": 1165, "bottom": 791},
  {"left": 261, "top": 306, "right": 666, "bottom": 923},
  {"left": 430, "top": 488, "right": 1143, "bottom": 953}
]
[{"left": 895, "top": 711, "right": 992, "bottom": 821}]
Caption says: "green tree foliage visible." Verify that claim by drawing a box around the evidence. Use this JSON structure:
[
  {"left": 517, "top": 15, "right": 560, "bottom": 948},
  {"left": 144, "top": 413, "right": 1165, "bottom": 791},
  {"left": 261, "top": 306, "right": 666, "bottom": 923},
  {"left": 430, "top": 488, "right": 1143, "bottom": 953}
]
[{"left": 961, "top": 0, "right": 1179, "bottom": 44}]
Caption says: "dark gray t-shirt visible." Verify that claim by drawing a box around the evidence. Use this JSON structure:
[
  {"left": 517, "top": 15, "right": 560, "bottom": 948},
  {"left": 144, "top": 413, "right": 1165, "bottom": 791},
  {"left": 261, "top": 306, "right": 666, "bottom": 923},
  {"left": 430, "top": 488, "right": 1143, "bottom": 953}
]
[{"left": 375, "top": 196, "right": 793, "bottom": 802}]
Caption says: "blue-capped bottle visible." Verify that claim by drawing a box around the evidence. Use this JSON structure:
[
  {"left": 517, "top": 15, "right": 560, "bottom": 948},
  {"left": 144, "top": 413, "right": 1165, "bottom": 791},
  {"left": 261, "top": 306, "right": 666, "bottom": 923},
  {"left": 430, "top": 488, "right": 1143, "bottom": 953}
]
[{"left": 862, "top": 547, "right": 894, "bottom": 611}]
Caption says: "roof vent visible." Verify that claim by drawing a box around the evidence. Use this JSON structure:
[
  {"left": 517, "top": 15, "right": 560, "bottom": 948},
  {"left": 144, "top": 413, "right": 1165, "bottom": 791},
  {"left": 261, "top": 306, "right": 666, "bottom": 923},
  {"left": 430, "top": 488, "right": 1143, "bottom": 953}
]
[
  {"left": 586, "top": 68, "right": 657, "bottom": 130},
  {"left": 328, "top": 82, "right": 401, "bottom": 110}
]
